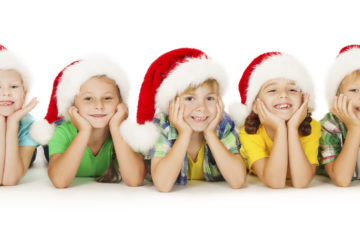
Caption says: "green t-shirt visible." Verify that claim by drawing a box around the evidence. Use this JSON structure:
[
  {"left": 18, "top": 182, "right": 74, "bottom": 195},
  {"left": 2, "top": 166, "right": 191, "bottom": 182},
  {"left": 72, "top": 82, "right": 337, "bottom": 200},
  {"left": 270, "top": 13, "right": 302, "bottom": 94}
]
[{"left": 49, "top": 121, "right": 114, "bottom": 177}]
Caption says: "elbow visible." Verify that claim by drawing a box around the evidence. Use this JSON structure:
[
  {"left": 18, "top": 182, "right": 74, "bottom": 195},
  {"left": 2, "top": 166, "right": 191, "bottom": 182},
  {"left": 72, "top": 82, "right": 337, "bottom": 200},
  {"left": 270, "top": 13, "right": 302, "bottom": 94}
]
[
  {"left": 292, "top": 181, "right": 311, "bottom": 189},
  {"left": 333, "top": 177, "right": 351, "bottom": 187},
  {"left": 48, "top": 170, "right": 70, "bottom": 189},
  {"left": 2, "top": 177, "right": 20, "bottom": 186},
  {"left": 228, "top": 175, "right": 247, "bottom": 189},
  {"left": 153, "top": 179, "right": 173, "bottom": 193},
  {"left": 266, "top": 182, "right": 285, "bottom": 189},
  {"left": 123, "top": 177, "right": 144, "bottom": 187}
]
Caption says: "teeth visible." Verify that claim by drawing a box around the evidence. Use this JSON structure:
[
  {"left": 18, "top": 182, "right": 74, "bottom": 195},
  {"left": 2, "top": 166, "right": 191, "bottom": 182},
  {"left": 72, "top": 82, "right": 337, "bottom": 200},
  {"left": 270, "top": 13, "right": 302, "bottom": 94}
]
[
  {"left": 193, "top": 116, "right": 207, "bottom": 121},
  {"left": 0, "top": 101, "right": 13, "bottom": 106},
  {"left": 276, "top": 104, "right": 290, "bottom": 109}
]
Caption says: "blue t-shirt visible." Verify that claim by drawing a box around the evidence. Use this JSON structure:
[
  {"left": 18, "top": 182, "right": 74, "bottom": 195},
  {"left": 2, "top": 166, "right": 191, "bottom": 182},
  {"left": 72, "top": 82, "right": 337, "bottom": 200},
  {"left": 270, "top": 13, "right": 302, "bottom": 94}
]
[{"left": 18, "top": 114, "right": 38, "bottom": 146}]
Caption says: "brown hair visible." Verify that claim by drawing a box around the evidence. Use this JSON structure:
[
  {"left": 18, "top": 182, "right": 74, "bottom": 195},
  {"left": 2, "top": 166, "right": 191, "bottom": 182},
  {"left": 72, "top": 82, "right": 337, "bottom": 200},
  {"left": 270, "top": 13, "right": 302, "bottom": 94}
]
[
  {"left": 96, "top": 147, "right": 121, "bottom": 183},
  {"left": 337, "top": 69, "right": 360, "bottom": 95},
  {"left": 244, "top": 111, "right": 312, "bottom": 136},
  {"left": 182, "top": 78, "right": 219, "bottom": 95}
]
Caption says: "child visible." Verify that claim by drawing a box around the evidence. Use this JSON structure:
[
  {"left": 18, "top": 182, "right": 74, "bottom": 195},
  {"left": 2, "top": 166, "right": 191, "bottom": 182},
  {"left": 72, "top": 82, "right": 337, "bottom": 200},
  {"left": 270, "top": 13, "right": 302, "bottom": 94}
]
[
  {"left": 230, "top": 52, "right": 320, "bottom": 189},
  {"left": 318, "top": 45, "right": 360, "bottom": 187},
  {"left": 122, "top": 48, "right": 246, "bottom": 192},
  {"left": 30, "top": 56, "right": 146, "bottom": 188},
  {"left": 0, "top": 45, "right": 38, "bottom": 186}
]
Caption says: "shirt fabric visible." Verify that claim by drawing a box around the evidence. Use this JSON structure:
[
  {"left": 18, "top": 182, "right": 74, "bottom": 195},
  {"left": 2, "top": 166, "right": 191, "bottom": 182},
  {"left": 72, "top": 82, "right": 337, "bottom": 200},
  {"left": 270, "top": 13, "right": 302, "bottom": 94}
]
[
  {"left": 239, "top": 118, "right": 321, "bottom": 172},
  {"left": 150, "top": 112, "right": 240, "bottom": 185},
  {"left": 18, "top": 114, "right": 38, "bottom": 146},
  {"left": 187, "top": 141, "right": 205, "bottom": 180},
  {"left": 49, "top": 121, "right": 114, "bottom": 177}
]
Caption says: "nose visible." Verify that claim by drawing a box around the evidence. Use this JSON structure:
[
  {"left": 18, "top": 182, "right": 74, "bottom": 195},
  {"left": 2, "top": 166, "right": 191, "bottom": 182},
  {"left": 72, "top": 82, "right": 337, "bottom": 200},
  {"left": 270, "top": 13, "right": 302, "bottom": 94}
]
[
  {"left": 279, "top": 89, "right": 288, "bottom": 98},
  {"left": 94, "top": 99, "right": 104, "bottom": 110},
  {"left": 195, "top": 99, "right": 206, "bottom": 111},
  {"left": 1, "top": 87, "right": 11, "bottom": 96}
]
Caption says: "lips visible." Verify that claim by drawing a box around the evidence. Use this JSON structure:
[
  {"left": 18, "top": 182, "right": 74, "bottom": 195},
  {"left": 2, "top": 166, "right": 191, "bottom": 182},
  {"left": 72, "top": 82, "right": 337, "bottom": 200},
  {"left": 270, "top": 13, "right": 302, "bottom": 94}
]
[
  {"left": 355, "top": 107, "right": 360, "bottom": 112},
  {"left": 90, "top": 114, "right": 107, "bottom": 118},
  {"left": 274, "top": 103, "right": 292, "bottom": 110},
  {"left": 191, "top": 116, "right": 209, "bottom": 122},
  {"left": 0, "top": 100, "right": 14, "bottom": 106}
]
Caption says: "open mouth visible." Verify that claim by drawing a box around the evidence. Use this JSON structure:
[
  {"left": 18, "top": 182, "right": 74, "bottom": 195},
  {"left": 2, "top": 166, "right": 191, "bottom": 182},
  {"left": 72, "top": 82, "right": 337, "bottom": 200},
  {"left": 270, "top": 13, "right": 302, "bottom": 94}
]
[
  {"left": 191, "top": 116, "right": 209, "bottom": 122},
  {"left": 355, "top": 107, "right": 360, "bottom": 112},
  {"left": 274, "top": 103, "right": 292, "bottom": 110},
  {"left": 0, "top": 100, "right": 14, "bottom": 106},
  {"left": 90, "top": 114, "right": 107, "bottom": 118}
]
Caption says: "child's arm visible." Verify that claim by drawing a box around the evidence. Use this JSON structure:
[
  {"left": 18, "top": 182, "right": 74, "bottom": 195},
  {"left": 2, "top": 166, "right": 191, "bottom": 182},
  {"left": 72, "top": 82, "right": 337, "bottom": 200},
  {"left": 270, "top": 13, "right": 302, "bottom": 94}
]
[
  {"left": 0, "top": 116, "right": 6, "bottom": 185},
  {"left": 151, "top": 97, "right": 192, "bottom": 192},
  {"left": 325, "top": 94, "right": 360, "bottom": 187},
  {"left": 251, "top": 99, "right": 288, "bottom": 189},
  {"left": 2, "top": 98, "right": 38, "bottom": 186},
  {"left": 48, "top": 107, "right": 91, "bottom": 188},
  {"left": 204, "top": 99, "right": 246, "bottom": 189},
  {"left": 287, "top": 93, "right": 316, "bottom": 188},
  {"left": 110, "top": 103, "right": 146, "bottom": 187}
]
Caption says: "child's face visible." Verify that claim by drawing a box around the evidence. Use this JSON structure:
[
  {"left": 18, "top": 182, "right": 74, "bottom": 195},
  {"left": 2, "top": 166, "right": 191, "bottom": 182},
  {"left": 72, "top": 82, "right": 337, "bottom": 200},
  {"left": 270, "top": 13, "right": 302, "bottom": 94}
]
[
  {"left": 0, "top": 70, "right": 26, "bottom": 116},
  {"left": 255, "top": 78, "right": 302, "bottom": 121},
  {"left": 338, "top": 76, "right": 360, "bottom": 119},
  {"left": 74, "top": 76, "right": 120, "bottom": 129},
  {"left": 179, "top": 84, "right": 218, "bottom": 132}
]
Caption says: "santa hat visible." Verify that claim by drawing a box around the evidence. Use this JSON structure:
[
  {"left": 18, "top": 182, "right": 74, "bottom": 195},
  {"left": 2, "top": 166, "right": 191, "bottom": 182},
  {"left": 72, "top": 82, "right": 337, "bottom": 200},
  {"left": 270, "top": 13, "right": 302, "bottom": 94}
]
[
  {"left": 30, "top": 56, "right": 129, "bottom": 145},
  {"left": 325, "top": 45, "right": 360, "bottom": 108},
  {"left": 120, "top": 48, "right": 228, "bottom": 153},
  {"left": 0, "top": 44, "right": 31, "bottom": 90},
  {"left": 229, "top": 52, "right": 314, "bottom": 127}
]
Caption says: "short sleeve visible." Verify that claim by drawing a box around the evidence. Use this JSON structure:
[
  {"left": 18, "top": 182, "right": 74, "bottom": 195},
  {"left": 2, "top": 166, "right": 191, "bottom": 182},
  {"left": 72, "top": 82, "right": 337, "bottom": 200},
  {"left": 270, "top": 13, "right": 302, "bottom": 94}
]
[
  {"left": 18, "top": 114, "right": 38, "bottom": 146},
  {"left": 218, "top": 114, "right": 240, "bottom": 154},
  {"left": 300, "top": 119, "right": 321, "bottom": 165},
  {"left": 239, "top": 127, "right": 269, "bottom": 170},
  {"left": 48, "top": 122, "right": 74, "bottom": 156},
  {"left": 318, "top": 118, "right": 342, "bottom": 165}
]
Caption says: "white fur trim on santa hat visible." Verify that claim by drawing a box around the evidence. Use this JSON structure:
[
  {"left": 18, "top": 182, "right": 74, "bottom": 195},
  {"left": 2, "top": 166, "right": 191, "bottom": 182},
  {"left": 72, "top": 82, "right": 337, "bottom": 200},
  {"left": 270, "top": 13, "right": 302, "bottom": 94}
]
[
  {"left": 228, "top": 102, "right": 251, "bottom": 127},
  {"left": 29, "top": 119, "right": 56, "bottom": 145},
  {"left": 120, "top": 119, "right": 160, "bottom": 153},
  {"left": 325, "top": 47, "right": 360, "bottom": 108},
  {"left": 155, "top": 56, "right": 228, "bottom": 114},
  {"left": 0, "top": 50, "right": 30, "bottom": 90},
  {"left": 57, "top": 56, "right": 129, "bottom": 121},
  {"left": 245, "top": 54, "right": 315, "bottom": 111}
]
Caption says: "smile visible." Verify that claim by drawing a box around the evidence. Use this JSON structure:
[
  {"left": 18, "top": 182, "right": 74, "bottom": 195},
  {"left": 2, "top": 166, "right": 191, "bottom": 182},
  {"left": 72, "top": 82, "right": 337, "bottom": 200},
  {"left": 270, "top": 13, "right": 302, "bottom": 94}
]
[
  {"left": 90, "top": 114, "right": 107, "bottom": 118},
  {"left": 0, "top": 100, "right": 14, "bottom": 106},
  {"left": 274, "top": 103, "right": 292, "bottom": 110},
  {"left": 191, "top": 116, "right": 208, "bottom": 122}
]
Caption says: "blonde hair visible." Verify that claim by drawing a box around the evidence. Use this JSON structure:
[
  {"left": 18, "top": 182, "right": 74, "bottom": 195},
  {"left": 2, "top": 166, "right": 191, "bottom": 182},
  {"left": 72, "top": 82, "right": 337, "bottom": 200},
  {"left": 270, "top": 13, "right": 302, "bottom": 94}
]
[
  {"left": 337, "top": 70, "right": 360, "bottom": 95},
  {"left": 181, "top": 78, "right": 219, "bottom": 95}
]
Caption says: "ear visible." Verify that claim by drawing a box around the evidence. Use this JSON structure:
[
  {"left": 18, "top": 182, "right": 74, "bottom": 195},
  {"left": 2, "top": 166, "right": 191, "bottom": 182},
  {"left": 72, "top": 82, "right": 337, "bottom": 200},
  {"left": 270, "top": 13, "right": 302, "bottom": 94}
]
[{"left": 252, "top": 100, "right": 258, "bottom": 114}]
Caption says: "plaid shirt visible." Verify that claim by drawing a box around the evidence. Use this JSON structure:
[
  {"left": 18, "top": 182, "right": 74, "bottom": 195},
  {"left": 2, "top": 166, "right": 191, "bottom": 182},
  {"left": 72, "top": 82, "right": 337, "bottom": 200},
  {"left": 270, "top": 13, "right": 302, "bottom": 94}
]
[
  {"left": 318, "top": 112, "right": 347, "bottom": 165},
  {"left": 150, "top": 112, "right": 241, "bottom": 185}
]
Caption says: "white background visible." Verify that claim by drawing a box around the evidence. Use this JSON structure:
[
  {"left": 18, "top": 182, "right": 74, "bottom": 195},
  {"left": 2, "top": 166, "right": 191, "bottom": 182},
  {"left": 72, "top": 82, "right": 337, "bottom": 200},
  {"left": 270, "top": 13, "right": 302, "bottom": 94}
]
[{"left": 1, "top": 0, "right": 360, "bottom": 239}]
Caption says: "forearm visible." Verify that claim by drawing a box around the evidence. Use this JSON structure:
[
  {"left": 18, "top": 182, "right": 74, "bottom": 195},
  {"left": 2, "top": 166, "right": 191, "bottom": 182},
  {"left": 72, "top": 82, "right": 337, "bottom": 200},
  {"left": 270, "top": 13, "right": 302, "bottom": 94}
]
[
  {"left": 2, "top": 121, "right": 24, "bottom": 186},
  {"left": 288, "top": 128, "right": 315, "bottom": 188},
  {"left": 328, "top": 129, "right": 360, "bottom": 187},
  {"left": 48, "top": 131, "right": 90, "bottom": 188},
  {"left": 262, "top": 127, "right": 288, "bottom": 188},
  {"left": 204, "top": 132, "right": 246, "bottom": 189},
  {"left": 111, "top": 126, "right": 146, "bottom": 187},
  {"left": 0, "top": 120, "right": 6, "bottom": 185},
  {"left": 151, "top": 132, "right": 191, "bottom": 192}
]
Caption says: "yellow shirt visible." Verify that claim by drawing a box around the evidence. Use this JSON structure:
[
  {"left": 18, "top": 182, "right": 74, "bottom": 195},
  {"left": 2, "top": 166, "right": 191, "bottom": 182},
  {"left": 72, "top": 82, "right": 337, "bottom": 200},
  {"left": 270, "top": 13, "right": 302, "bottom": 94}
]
[
  {"left": 187, "top": 141, "right": 205, "bottom": 180},
  {"left": 239, "top": 119, "right": 321, "bottom": 171}
]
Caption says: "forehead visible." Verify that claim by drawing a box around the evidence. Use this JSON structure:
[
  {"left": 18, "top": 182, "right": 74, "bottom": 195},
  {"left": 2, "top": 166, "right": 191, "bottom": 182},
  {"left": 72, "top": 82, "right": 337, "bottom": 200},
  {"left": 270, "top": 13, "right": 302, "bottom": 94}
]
[
  {"left": 181, "top": 83, "right": 217, "bottom": 95},
  {"left": 0, "top": 69, "right": 23, "bottom": 83},
  {"left": 79, "top": 76, "right": 118, "bottom": 93},
  {"left": 261, "top": 78, "right": 297, "bottom": 89},
  {"left": 341, "top": 75, "right": 360, "bottom": 87}
]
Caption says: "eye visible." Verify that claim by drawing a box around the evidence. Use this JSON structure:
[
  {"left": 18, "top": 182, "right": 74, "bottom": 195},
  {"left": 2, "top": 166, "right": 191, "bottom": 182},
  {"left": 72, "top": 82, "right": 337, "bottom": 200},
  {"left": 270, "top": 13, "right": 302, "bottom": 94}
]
[
  {"left": 349, "top": 89, "right": 359, "bottom": 93},
  {"left": 84, "top": 97, "right": 92, "bottom": 101},
  {"left": 289, "top": 88, "right": 298, "bottom": 92},
  {"left": 185, "top": 96, "right": 194, "bottom": 101},
  {"left": 10, "top": 85, "right": 19, "bottom": 89},
  {"left": 267, "top": 89, "right": 276, "bottom": 93},
  {"left": 104, "top": 96, "right": 113, "bottom": 100},
  {"left": 206, "top": 96, "right": 215, "bottom": 101}
]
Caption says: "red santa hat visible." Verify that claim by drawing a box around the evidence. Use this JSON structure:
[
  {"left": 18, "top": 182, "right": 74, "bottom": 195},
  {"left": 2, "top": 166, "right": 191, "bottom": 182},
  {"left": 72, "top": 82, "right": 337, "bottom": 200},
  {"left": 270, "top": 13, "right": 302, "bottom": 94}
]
[
  {"left": 325, "top": 45, "right": 360, "bottom": 108},
  {"left": 30, "top": 56, "right": 129, "bottom": 145},
  {"left": 0, "top": 44, "right": 31, "bottom": 90},
  {"left": 120, "top": 48, "right": 228, "bottom": 153},
  {"left": 229, "top": 52, "right": 314, "bottom": 127}
]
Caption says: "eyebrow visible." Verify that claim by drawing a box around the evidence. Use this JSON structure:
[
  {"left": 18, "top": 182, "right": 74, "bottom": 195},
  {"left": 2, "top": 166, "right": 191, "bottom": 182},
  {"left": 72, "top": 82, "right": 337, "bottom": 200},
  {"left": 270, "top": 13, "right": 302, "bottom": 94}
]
[{"left": 263, "top": 82, "right": 296, "bottom": 89}]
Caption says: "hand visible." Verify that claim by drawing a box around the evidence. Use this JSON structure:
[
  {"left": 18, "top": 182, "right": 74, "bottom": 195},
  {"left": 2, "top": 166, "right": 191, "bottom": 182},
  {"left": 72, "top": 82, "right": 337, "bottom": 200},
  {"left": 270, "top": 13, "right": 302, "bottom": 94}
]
[
  {"left": 204, "top": 98, "right": 224, "bottom": 136},
  {"left": 109, "top": 103, "right": 128, "bottom": 130},
  {"left": 254, "top": 99, "right": 285, "bottom": 130},
  {"left": 7, "top": 98, "right": 39, "bottom": 123},
  {"left": 330, "top": 94, "right": 360, "bottom": 130},
  {"left": 169, "top": 97, "right": 192, "bottom": 136},
  {"left": 68, "top": 106, "right": 92, "bottom": 133},
  {"left": 287, "top": 93, "right": 309, "bottom": 129}
]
